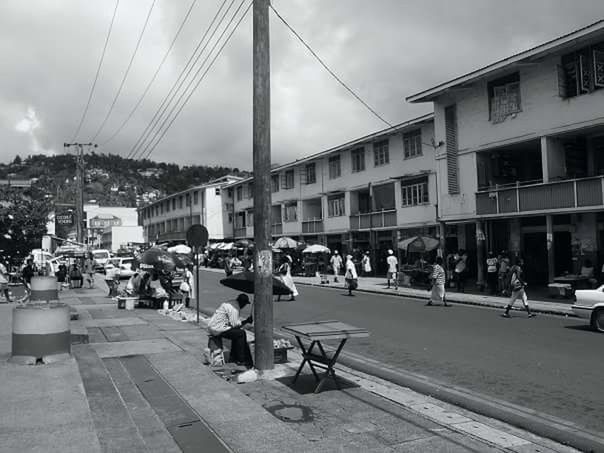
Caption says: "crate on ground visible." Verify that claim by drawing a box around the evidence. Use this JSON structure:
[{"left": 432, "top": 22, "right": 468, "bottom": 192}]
[
  {"left": 548, "top": 283, "right": 573, "bottom": 298},
  {"left": 117, "top": 296, "right": 138, "bottom": 309},
  {"left": 274, "top": 347, "right": 294, "bottom": 364}
]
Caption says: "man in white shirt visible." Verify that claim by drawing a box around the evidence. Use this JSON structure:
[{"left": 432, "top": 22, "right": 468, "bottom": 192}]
[
  {"left": 208, "top": 293, "right": 253, "bottom": 368},
  {"left": 386, "top": 249, "right": 398, "bottom": 289},
  {"left": 330, "top": 251, "right": 343, "bottom": 282}
]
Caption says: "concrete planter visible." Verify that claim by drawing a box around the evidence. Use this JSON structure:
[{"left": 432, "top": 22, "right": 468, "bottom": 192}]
[{"left": 29, "top": 275, "right": 59, "bottom": 302}]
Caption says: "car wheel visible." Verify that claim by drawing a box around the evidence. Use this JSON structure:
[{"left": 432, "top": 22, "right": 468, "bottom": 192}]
[{"left": 590, "top": 308, "right": 604, "bottom": 333}]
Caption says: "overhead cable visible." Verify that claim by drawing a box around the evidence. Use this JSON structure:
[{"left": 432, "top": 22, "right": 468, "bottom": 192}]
[
  {"left": 101, "top": 0, "right": 199, "bottom": 146},
  {"left": 139, "top": 1, "right": 252, "bottom": 160},
  {"left": 127, "top": 0, "right": 234, "bottom": 159},
  {"left": 270, "top": 3, "right": 394, "bottom": 128},
  {"left": 71, "top": 0, "right": 120, "bottom": 141},
  {"left": 91, "top": 0, "right": 157, "bottom": 141}
]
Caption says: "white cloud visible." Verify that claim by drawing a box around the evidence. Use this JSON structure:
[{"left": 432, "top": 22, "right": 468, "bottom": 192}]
[{"left": 14, "top": 107, "right": 55, "bottom": 156}]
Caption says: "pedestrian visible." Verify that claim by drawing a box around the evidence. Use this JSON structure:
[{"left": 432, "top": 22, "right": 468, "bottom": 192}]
[
  {"left": 344, "top": 254, "right": 358, "bottom": 296},
  {"left": 361, "top": 251, "right": 372, "bottom": 276},
  {"left": 181, "top": 264, "right": 195, "bottom": 308},
  {"left": 207, "top": 293, "right": 254, "bottom": 368},
  {"left": 330, "top": 250, "right": 343, "bottom": 283},
  {"left": 21, "top": 258, "right": 35, "bottom": 294},
  {"left": 0, "top": 260, "right": 13, "bottom": 303},
  {"left": 83, "top": 254, "right": 95, "bottom": 289},
  {"left": 498, "top": 252, "right": 510, "bottom": 296},
  {"left": 56, "top": 262, "right": 67, "bottom": 292},
  {"left": 454, "top": 250, "right": 467, "bottom": 292},
  {"left": 503, "top": 257, "right": 535, "bottom": 318},
  {"left": 386, "top": 249, "right": 398, "bottom": 289},
  {"left": 277, "top": 255, "right": 298, "bottom": 301},
  {"left": 486, "top": 251, "right": 499, "bottom": 295},
  {"left": 104, "top": 262, "right": 119, "bottom": 297},
  {"left": 427, "top": 256, "right": 449, "bottom": 306},
  {"left": 224, "top": 254, "right": 233, "bottom": 277}
]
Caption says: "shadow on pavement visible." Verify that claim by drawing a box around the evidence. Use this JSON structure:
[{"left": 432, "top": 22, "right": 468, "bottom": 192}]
[{"left": 276, "top": 374, "right": 359, "bottom": 395}]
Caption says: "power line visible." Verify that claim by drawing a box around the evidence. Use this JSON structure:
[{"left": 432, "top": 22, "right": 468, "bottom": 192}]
[
  {"left": 270, "top": 3, "right": 394, "bottom": 128},
  {"left": 137, "top": 0, "right": 249, "bottom": 160},
  {"left": 71, "top": 0, "right": 120, "bottom": 141},
  {"left": 101, "top": 0, "right": 199, "bottom": 146},
  {"left": 127, "top": 0, "right": 234, "bottom": 160},
  {"left": 139, "top": 1, "right": 252, "bottom": 161},
  {"left": 91, "top": 0, "right": 157, "bottom": 142}
]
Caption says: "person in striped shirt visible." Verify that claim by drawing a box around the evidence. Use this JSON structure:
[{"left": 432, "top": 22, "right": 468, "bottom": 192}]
[{"left": 427, "top": 256, "right": 450, "bottom": 307}]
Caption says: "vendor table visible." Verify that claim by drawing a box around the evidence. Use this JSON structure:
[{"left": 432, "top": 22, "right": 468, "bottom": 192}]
[
  {"left": 282, "top": 320, "right": 369, "bottom": 393},
  {"left": 553, "top": 275, "right": 591, "bottom": 290}
]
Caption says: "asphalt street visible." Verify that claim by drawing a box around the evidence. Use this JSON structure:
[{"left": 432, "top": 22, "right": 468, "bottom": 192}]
[{"left": 196, "top": 270, "right": 604, "bottom": 435}]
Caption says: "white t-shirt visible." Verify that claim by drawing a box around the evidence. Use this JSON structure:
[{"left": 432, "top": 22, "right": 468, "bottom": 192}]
[
  {"left": 386, "top": 255, "right": 398, "bottom": 273},
  {"left": 208, "top": 302, "right": 242, "bottom": 335}
]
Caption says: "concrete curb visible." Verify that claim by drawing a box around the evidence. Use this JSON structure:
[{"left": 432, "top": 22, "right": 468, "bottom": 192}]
[{"left": 294, "top": 281, "right": 577, "bottom": 317}]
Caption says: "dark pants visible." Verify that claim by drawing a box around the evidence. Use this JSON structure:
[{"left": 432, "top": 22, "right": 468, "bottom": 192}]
[
  {"left": 487, "top": 272, "right": 498, "bottom": 294},
  {"left": 455, "top": 271, "right": 465, "bottom": 292},
  {"left": 220, "top": 328, "right": 253, "bottom": 367}
]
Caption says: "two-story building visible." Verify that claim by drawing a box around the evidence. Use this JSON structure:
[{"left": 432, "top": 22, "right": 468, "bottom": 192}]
[
  {"left": 138, "top": 175, "right": 242, "bottom": 244},
  {"left": 408, "top": 20, "right": 604, "bottom": 284},
  {"left": 227, "top": 114, "right": 439, "bottom": 273}
]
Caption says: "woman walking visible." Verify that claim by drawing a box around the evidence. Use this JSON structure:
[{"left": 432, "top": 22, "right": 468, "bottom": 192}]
[
  {"left": 503, "top": 258, "right": 535, "bottom": 318},
  {"left": 427, "top": 256, "right": 449, "bottom": 306},
  {"left": 344, "top": 254, "right": 358, "bottom": 296},
  {"left": 361, "top": 251, "right": 372, "bottom": 276},
  {"left": 278, "top": 256, "right": 298, "bottom": 301}
]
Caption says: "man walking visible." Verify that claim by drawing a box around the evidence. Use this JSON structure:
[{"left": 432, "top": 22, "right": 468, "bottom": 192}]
[
  {"left": 330, "top": 250, "right": 343, "bottom": 283},
  {"left": 386, "top": 249, "right": 398, "bottom": 289},
  {"left": 83, "top": 254, "right": 95, "bottom": 289},
  {"left": 503, "top": 258, "right": 535, "bottom": 318},
  {"left": 486, "top": 251, "right": 498, "bottom": 294},
  {"left": 427, "top": 256, "right": 449, "bottom": 306}
]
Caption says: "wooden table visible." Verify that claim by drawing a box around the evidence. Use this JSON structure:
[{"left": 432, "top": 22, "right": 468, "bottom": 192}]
[
  {"left": 282, "top": 320, "right": 369, "bottom": 393},
  {"left": 553, "top": 275, "right": 591, "bottom": 290}
]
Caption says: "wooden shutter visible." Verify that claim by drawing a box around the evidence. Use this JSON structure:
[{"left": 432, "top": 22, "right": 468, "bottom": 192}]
[
  {"left": 445, "top": 104, "right": 459, "bottom": 194},
  {"left": 594, "top": 49, "right": 604, "bottom": 88},
  {"left": 557, "top": 64, "right": 568, "bottom": 98}
]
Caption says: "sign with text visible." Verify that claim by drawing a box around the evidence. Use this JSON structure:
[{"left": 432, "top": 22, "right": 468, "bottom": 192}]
[{"left": 55, "top": 204, "right": 75, "bottom": 240}]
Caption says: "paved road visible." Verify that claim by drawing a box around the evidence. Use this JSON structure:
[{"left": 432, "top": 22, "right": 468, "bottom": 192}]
[{"left": 196, "top": 270, "right": 604, "bottom": 434}]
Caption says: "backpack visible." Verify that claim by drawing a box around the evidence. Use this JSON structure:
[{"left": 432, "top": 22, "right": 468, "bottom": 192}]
[{"left": 509, "top": 269, "right": 524, "bottom": 291}]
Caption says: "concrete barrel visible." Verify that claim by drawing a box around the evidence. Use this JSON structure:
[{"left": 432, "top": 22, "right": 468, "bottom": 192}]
[
  {"left": 30, "top": 276, "right": 59, "bottom": 302},
  {"left": 11, "top": 303, "right": 71, "bottom": 364}
]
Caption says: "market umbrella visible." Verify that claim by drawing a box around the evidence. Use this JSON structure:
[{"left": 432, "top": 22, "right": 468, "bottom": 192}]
[
  {"left": 234, "top": 239, "right": 254, "bottom": 249},
  {"left": 397, "top": 236, "right": 440, "bottom": 253},
  {"left": 218, "top": 242, "right": 234, "bottom": 250},
  {"left": 220, "top": 271, "right": 292, "bottom": 296},
  {"left": 141, "top": 247, "right": 176, "bottom": 271},
  {"left": 167, "top": 244, "right": 191, "bottom": 254},
  {"left": 171, "top": 252, "right": 192, "bottom": 268},
  {"left": 274, "top": 236, "right": 299, "bottom": 249},
  {"left": 302, "top": 244, "right": 331, "bottom": 254}
]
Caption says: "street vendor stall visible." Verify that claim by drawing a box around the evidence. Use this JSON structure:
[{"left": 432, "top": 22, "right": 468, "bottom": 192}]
[{"left": 397, "top": 236, "right": 439, "bottom": 287}]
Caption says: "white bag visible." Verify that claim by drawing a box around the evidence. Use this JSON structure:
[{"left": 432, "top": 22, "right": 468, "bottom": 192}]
[{"left": 179, "top": 281, "right": 190, "bottom": 293}]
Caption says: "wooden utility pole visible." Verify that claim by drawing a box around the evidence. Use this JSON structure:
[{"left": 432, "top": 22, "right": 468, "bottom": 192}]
[{"left": 253, "top": 0, "right": 273, "bottom": 370}]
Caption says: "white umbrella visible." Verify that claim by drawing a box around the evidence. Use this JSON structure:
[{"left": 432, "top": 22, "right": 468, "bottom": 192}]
[
  {"left": 274, "top": 236, "right": 299, "bottom": 249},
  {"left": 218, "top": 242, "right": 234, "bottom": 250},
  {"left": 208, "top": 242, "right": 221, "bottom": 250},
  {"left": 302, "top": 244, "right": 330, "bottom": 254},
  {"left": 168, "top": 244, "right": 192, "bottom": 254}
]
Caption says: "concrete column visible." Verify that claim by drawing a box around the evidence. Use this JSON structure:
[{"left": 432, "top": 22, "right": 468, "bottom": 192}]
[
  {"left": 439, "top": 222, "right": 446, "bottom": 258},
  {"left": 475, "top": 221, "right": 486, "bottom": 289},
  {"left": 540, "top": 136, "right": 566, "bottom": 183},
  {"left": 546, "top": 215, "right": 555, "bottom": 282},
  {"left": 509, "top": 218, "right": 521, "bottom": 257}
]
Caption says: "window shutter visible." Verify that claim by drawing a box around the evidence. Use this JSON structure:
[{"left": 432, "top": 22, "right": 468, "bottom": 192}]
[
  {"left": 594, "top": 49, "right": 604, "bottom": 88},
  {"left": 557, "top": 64, "right": 568, "bottom": 98},
  {"left": 445, "top": 104, "right": 459, "bottom": 195},
  {"left": 579, "top": 54, "right": 592, "bottom": 93},
  {"left": 299, "top": 167, "right": 307, "bottom": 185}
]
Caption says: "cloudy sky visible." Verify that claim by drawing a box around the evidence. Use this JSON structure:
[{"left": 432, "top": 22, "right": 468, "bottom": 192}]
[{"left": 2, "top": 0, "right": 604, "bottom": 170}]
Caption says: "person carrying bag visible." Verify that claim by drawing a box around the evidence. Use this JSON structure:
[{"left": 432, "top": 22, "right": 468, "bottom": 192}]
[{"left": 344, "top": 255, "right": 358, "bottom": 296}]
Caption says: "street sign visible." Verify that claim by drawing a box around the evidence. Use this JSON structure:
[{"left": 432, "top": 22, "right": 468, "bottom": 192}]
[{"left": 186, "top": 224, "right": 208, "bottom": 247}]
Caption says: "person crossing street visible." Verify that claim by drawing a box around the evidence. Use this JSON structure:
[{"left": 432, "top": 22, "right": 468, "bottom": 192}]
[
  {"left": 427, "top": 256, "right": 449, "bottom": 306},
  {"left": 503, "top": 258, "right": 535, "bottom": 318}
]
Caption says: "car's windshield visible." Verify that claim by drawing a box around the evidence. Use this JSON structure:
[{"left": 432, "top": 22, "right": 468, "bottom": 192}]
[{"left": 108, "top": 258, "right": 120, "bottom": 266}]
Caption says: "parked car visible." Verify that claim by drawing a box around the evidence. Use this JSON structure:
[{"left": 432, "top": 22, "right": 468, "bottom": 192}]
[
  {"left": 104, "top": 257, "right": 136, "bottom": 279},
  {"left": 92, "top": 249, "right": 112, "bottom": 272},
  {"left": 572, "top": 286, "right": 604, "bottom": 332}
]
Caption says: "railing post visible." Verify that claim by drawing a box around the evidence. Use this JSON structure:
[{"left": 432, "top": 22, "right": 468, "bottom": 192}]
[
  {"left": 515, "top": 181, "right": 520, "bottom": 213},
  {"left": 495, "top": 184, "right": 500, "bottom": 214},
  {"left": 573, "top": 179, "right": 578, "bottom": 208}
]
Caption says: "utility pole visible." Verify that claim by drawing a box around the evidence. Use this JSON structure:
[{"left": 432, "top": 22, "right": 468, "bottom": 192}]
[
  {"left": 253, "top": 0, "right": 273, "bottom": 371},
  {"left": 64, "top": 142, "right": 97, "bottom": 245}
]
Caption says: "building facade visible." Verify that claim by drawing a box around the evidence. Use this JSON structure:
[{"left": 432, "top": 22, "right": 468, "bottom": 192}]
[
  {"left": 408, "top": 21, "right": 604, "bottom": 283},
  {"left": 138, "top": 175, "right": 242, "bottom": 244},
  {"left": 226, "top": 114, "right": 438, "bottom": 274}
]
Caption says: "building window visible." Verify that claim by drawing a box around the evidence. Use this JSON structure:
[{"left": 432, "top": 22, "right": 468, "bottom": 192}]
[
  {"left": 236, "top": 186, "right": 243, "bottom": 201},
  {"left": 179, "top": 196, "right": 183, "bottom": 209},
  {"left": 246, "top": 210, "right": 253, "bottom": 225},
  {"left": 328, "top": 155, "right": 341, "bottom": 179},
  {"left": 304, "top": 163, "right": 316, "bottom": 184},
  {"left": 165, "top": 201, "right": 169, "bottom": 213},
  {"left": 215, "top": 187, "right": 221, "bottom": 195},
  {"left": 172, "top": 198, "right": 176, "bottom": 210},
  {"left": 351, "top": 148, "right": 365, "bottom": 172},
  {"left": 283, "top": 202, "right": 297, "bottom": 222},
  {"left": 559, "top": 45, "right": 604, "bottom": 99},
  {"left": 488, "top": 72, "right": 521, "bottom": 123},
  {"left": 193, "top": 191, "right": 199, "bottom": 205},
  {"left": 283, "top": 170, "right": 295, "bottom": 190},
  {"left": 445, "top": 104, "right": 460, "bottom": 194},
  {"left": 186, "top": 194, "right": 191, "bottom": 206},
  {"left": 327, "top": 194, "right": 345, "bottom": 217},
  {"left": 401, "top": 177, "right": 429, "bottom": 207},
  {"left": 373, "top": 140, "right": 389, "bottom": 166},
  {"left": 403, "top": 130, "right": 422, "bottom": 159},
  {"left": 228, "top": 213, "right": 233, "bottom": 224},
  {"left": 235, "top": 212, "right": 246, "bottom": 228},
  {"left": 271, "top": 174, "right": 279, "bottom": 192},
  {"left": 247, "top": 183, "right": 254, "bottom": 199}
]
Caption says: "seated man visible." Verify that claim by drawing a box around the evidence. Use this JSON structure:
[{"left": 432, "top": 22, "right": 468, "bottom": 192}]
[{"left": 207, "top": 293, "right": 254, "bottom": 368}]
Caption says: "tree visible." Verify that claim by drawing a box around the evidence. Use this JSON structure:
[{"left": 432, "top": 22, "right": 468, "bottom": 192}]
[{"left": 0, "top": 186, "right": 52, "bottom": 265}]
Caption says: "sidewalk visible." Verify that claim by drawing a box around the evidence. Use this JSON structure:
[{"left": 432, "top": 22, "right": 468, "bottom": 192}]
[{"left": 0, "top": 281, "right": 581, "bottom": 452}]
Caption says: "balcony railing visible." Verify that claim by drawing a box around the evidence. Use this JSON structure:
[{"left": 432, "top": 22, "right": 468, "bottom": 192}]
[
  {"left": 349, "top": 209, "right": 397, "bottom": 230},
  {"left": 302, "top": 219, "right": 323, "bottom": 233},
  {"left": 271, "top": 223, "right": 283, "bottom": 235},
  {"left": 476, "top": 176, "right": 604, "bottom": 215},
  {"left": 234, "top": 227, "right": 247, "bottom": 237}
]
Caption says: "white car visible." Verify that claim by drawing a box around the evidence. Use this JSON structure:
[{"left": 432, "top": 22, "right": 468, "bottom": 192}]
[
  {"left": 92, "top": 249, "right": 112, "bottom": 272},
  {"left": 572, "top": 286, "right": 604, "bottom": 332},
  {"left": 104, "top": 257, "right": 136, "bottom": 279}
]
